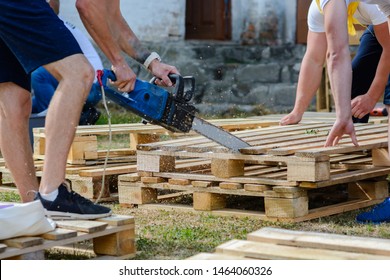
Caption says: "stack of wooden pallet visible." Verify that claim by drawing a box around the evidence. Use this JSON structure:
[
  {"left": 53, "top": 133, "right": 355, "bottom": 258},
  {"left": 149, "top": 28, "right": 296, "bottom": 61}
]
[
  {"left": 188, "top": 227, "right": 390, "bottom": 260},
  {"left": 0, "top": 215, "right": 135, "bottom": 260},
  {"left": 118, "top": 122, "right": 390, "bottom": 222},
  {"left": 0, "top": 118, "right": 276, "bottom": 200}
]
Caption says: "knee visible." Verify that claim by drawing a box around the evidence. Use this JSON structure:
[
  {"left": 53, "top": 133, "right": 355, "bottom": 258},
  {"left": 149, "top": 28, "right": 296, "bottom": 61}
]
[
  {"left": 0, "top": 88, "right": 31, "bottom": 124},
  {"left": 80, "top": 62, "right": 95, "bottom": 98},
  {"left": 80, "top": 60, "right": 95, "bottom": 87},
  {"left": 74, "top": 57, "right": 94, "bottom": 82},
  {"left": 69, "top": 58, "right": 95, "bottom": 98}
]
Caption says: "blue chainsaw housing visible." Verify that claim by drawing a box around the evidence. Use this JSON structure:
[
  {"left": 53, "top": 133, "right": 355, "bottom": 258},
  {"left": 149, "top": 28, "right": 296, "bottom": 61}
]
[{"left": 99, "top": 70, "right": 196, "bottom": 133}]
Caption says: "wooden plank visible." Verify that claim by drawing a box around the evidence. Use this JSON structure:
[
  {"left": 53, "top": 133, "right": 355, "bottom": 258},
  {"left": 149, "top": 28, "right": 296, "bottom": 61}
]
[
  {"left": 97, "top": 215, "right": 135, "bottom": 226},
  {"left": 55, "top": 220, "right": 108, "bottom": 234},
  {"left": 292, "top": 198, "right": 383, "bottom": 222},
  {"left": 191, "top": 181, "right": 215, "bottom": 188},
  {"left": 3, "top": 237, "right": 43, "bottom": 249},
  {"left": 141, "top": 176, "right": 166, "bottom": 183},
  {"left": 248, "top": 227, "right": 390, "bottom": 256},
  {"left": 154, "top": 171, "right": 298, "bottom": 187},
  {"left": 219, "top": 182, "right": 243, "bottom": 190},
  {"left": 118, "top": 173, "right": 141, "bottom": 183},
  {"left": 78, "top": 164, "right": 138, "bottom": 177},
  {"left": 300, "top": 167, "right": 390, "bottom": 188},
  {"left": 40, "top": 228, "right": 78, "bottom": 241},
  {"left": 215, "top": 239, "right": 390, "bottom": 260},
  {"left": 168, "top": 178, "right": 191, "bottom": 185},
  {"left": 244, "top": 184, "right": 272, "bottom": 192},
  {"left": 158, "top": 191, "right": 192, "bottom": 200}
]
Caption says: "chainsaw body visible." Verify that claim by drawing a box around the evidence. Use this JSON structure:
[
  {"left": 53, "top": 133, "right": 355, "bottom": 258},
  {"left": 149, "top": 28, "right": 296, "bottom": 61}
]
[{"left": 98, "top": 70, "right": 196, "bottom": 133}]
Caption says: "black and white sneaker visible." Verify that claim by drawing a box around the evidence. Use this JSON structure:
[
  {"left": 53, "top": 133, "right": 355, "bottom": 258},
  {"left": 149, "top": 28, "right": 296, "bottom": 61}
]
[{"left": 35, "top": 183, "right": 112, "bottom": 220}]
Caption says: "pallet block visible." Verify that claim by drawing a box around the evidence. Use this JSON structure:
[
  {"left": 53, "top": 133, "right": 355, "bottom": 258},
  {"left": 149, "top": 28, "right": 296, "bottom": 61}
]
[
  {"left": 188, "top": 227, "right": 390, "bottom": 260},
  {"left": 0, "top": 215, "right": 136, "bottom": 260}
]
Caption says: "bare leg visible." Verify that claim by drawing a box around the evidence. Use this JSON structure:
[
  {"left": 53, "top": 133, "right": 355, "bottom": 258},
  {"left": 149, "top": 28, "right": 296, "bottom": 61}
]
[
  {"left": 39, "top": 54, "right": 94, "bottom": 194},
  {"left": 0, "top": 83, "right": 38, "bottom": 202}
]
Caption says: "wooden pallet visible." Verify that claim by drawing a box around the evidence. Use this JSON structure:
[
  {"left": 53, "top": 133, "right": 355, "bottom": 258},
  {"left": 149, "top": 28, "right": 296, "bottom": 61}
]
[
  {"left": 118, "top": 174, "right": 389, "bottom": 222},
  {"left": 136, "top": 122, "right": 390, "bottom": 183},
  {"left": 0, "top": 161, "right": 139, "bottom": 200},
  {"left": 188, "top": 227, "right": 390, "bottom": 260},
  {"left": 0, "top": 215, "right": 135, "bottom": 260},
  {"left": 119, "top": 122, "right": 390, "bottom": 221},
  {"left": 32, "top": 118, "right": 275, "bottom": 165}
]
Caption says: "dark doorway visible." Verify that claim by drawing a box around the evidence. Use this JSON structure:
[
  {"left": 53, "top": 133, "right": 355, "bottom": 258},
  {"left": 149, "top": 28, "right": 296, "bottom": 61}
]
[
  {"left": 296, "top": 0, "right": 311, "bottom": 44},
  {"left": 185, "top": 0, "right": 231, "bottom": 40}
]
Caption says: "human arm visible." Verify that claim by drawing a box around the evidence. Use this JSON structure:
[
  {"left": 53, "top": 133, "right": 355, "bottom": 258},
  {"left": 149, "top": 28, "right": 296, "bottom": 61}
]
[
  {"left": 322, "top": 0, "right": 358, "bottom": 147},
  {"left": 280, "top": 31, "right": 327, "bottom": 125},
  {"left": 75, "top": 0, "right": 178, "bottom": 92},
  {"left": 351, "top": 23, "right": 390, "bottom": 119}
]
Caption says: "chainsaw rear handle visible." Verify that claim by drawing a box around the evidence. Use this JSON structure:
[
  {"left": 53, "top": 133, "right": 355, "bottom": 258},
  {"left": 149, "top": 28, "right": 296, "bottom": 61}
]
[
  {"left": 150, "top": 74, "right": 183, "bottom": 101},
  {"left": 150, "top": 74, "right": 195, "bottom": 103}
]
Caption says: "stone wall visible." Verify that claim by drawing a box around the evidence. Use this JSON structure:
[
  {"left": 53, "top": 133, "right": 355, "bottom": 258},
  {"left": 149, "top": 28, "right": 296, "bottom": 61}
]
[{"left": 98, "top": 41, "right": 307, "bottom": 116}]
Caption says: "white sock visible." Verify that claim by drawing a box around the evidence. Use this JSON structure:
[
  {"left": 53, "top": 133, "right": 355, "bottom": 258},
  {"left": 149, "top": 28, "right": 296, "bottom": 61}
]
[{"left": 41, "top": 189, "right": 59, "bottom": 201}]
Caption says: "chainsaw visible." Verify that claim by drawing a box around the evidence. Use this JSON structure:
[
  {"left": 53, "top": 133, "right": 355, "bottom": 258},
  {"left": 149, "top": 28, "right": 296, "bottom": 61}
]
[{"left": 96, "top": 69, "right": 251, "bottom": 152}]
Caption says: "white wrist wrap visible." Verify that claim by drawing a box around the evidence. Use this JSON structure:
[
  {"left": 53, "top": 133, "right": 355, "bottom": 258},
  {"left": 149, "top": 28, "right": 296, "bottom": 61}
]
[{"left": 143, "top": 52, "right": 161, "bottom": 69}]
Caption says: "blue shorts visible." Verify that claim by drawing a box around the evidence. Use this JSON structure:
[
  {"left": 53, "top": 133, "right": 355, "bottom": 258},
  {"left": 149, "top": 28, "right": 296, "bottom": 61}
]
[
  {"left": 351, "top": 25, "right": 390, "bottom": 122},
  {"left": 0, "top": 0, "right": 82, "bottom": 90}
]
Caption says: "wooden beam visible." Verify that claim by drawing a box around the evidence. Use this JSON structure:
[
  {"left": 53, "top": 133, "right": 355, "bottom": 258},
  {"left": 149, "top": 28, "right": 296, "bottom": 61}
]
[
  {"left": 193, "top": 192, "right": 226, "bottom": 210},
  {"left": 265, "top": 196, "right": 308, "bottom": 218},
  {"left": 137, "top": 154, "right": 175, "bottom": 172},
  {"left": 211, "top": 159, "right": 244, "bottom": 178}
]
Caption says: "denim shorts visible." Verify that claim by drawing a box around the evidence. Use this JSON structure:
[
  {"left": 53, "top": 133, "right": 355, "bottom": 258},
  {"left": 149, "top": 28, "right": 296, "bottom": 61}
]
[
  {"left": 352, "top": 25, "right": 390, "bottom": 105},
  {"left": 0, "top": 0, "right": 82, "bottom": 90}
]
